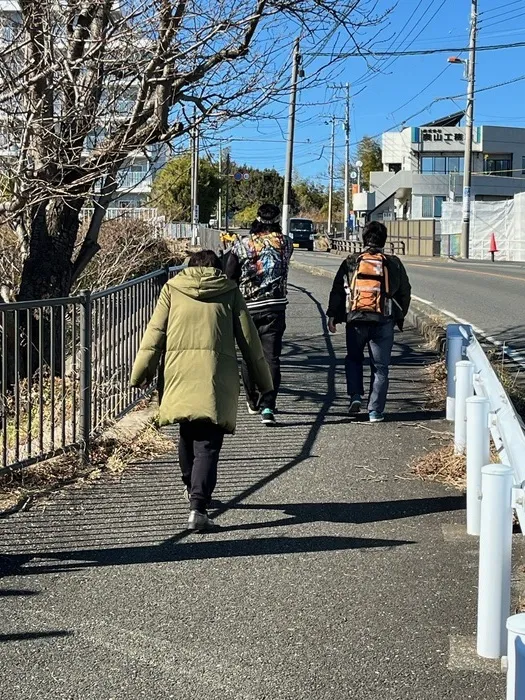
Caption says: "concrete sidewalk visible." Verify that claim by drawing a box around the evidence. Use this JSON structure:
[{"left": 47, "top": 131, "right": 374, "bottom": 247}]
[{"left": 0, "top": 268, "right": 504, "bottom": 699}]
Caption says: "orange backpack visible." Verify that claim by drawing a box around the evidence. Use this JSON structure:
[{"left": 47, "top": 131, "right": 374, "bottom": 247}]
[{"left": 346, "top": 252, "right": 391, "bottom": 317}]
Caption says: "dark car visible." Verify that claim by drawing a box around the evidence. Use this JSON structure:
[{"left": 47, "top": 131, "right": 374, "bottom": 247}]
[{"left": 289, "top": 218, "right": 315, "bottom": 251}]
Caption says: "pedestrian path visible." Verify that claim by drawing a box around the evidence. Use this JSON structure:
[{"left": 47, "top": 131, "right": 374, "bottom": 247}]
[{"left": 0, "top": 268, "right": 503, "bottom": 699}]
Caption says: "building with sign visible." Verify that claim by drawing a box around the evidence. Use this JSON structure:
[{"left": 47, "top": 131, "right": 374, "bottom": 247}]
[{"left": 358, "top": 114, "right": 525, "bottom": 222}]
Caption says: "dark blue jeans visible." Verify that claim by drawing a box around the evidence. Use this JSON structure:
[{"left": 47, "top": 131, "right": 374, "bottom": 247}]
[{"left": 345, "top": 320, "right": 395, "bottom": 414}]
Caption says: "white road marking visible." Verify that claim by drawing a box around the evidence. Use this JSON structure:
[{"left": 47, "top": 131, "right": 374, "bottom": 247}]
[{"left": 412, "top": 295, "right": 525, "bottom": 369}]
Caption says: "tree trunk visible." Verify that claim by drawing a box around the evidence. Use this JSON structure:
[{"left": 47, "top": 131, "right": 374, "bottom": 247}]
[
  {"left": 18, "top": 199, "right": 83, "bottom": 301},
  {"left": 16, "top": 198, "right": 84, "bottom": 379}
]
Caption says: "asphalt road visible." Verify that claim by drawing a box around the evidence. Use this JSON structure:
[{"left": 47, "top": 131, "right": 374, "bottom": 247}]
[
  {"left": 294, "top": 250, "right": 525, "bottom": 355},
  {"left": 0, "top": 268, "right": 505, "bottom": 699}
]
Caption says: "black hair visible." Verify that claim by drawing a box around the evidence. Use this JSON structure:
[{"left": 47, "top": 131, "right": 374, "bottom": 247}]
[
  {"left": 187, "top": 249, "right": 222, "bottom": 270},
  {"left": 257, "top": 202, "right": 280, "bottom": 222},
  {"left": 362, "top": 221, "right": 388, "bottom": 249},
  {"left": 250, "top": 220, "right": 283, "bottom": 235}
]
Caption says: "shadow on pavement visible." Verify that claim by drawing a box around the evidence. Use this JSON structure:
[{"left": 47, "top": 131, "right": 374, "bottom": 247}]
[
  {"left": 0, "top": 589, "right": 39, "bottom": 597},
  {"left": 1, "top": 535, "right": 414, "bottom": 577},
  {"left": 0, "top": 631, "right": 72, "bottom": 643},
  {"left": 222, "top": 495, "right": 464, "bottom": 533}
]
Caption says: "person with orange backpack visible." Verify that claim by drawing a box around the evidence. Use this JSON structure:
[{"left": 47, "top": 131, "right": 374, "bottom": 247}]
[{"left": 326, "top": 221, "right": 411, "bottom": 422}]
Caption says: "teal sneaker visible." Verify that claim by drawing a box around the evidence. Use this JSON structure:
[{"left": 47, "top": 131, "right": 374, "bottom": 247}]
[
  {"left": 369, "top": 411, "right": 385, "bottom": 423},
  {"left": 261, "top": 409, "right": 276, "bottom": 426}
]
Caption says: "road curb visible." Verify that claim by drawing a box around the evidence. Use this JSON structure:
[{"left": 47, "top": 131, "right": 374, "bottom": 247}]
[{"left": 291, "top": 259, "right": 446, "bottom": 353}]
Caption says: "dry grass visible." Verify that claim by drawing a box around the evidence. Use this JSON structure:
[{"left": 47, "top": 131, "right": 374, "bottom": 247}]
[
  {"left": 424, "top": 359, "right": 447, "bottom": 410},
  {"left": 412, "top": 442, "right": 501, "bottom": 490},
  {"left": 0, "top": 422, "right": 173, "bottom": 515},
  {"left": 487, "top": 349, "right": 525, "bottom": 418},
  {"left": 412, "top": 444, "right": 467, "bottom": 489}
]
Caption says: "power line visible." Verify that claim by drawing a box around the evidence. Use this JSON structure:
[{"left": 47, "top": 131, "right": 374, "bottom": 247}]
[
  {"left": 479, "top": 0, "right": 522, "bottom": 17},
  {"left": 352, "top": 0, "right": 442, "bottom": 89},
  {"left": 309, "top": 40, "right": 525, "bottom": 57},
  {"left": 390, "top": 63, "right": 452, "bottom": 116},
  {"left": 479, "top": 10, "right": 525, "bottom": 31}
]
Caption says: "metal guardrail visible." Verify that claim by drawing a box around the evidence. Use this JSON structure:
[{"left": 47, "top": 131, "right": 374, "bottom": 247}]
[
  {"left": 0, "top": 265, "right": 183, "bottom": 473},
  {"left": 329, "top": 237, "right": 406, "bottom": 256},
  {"left": 446, "top": 323, "right": 525, "bottom": 685}
]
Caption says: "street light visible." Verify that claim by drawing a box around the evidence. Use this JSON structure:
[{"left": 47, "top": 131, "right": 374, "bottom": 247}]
[{"left": 355, "top": 159, "right": 363, "bottom": 193}]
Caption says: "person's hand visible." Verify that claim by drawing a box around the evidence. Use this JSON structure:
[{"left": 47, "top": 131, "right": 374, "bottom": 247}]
[{"left": 328, "top": 317, "right": 337, "bottom": 334}]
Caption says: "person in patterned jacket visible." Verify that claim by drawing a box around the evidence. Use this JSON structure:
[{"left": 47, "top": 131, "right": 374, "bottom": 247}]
[{"left": 225, "top": 203, "right": 293, "bottom": 425}]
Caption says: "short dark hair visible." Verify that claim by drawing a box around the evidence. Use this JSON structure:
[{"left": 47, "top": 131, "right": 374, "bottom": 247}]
[
  {"left": 188, "top": 249, "right": 222, "bottom": 269},
  {"left": 257, "top": 203, "right": 280, "bottom": 223},
  {"left": 250, "top": 220, "right": 283, "bottom": 235},
  {"left": 362, "top": 221, "right": 388, "bottom": 249}
]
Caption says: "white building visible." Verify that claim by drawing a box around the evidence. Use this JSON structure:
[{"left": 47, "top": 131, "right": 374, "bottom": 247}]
[
  {"left": 0, "top": 0, "right": 165, "bottom": 211},
  {"left": 356, "top": 113, "right": 525, "bottom": 222}
]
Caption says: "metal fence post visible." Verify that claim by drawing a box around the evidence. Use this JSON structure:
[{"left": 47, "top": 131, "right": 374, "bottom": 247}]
[
  {"left": 454, "top": 360, "right": 474, "bottom": 454},
  {"left": 477, "top": 464, "right": 513, "bottom": 659},
  {"left": 466, "top": 396, "right": 490, "bottom": 535},
  {"left": 506, "top": 614, "right": 525, "bottom": 699},
  {"left": 79, "top": 290, "right": 92, "bottom": 461}
]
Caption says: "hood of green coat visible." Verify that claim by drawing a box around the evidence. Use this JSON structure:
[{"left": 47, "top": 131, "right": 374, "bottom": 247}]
[{"left": 169, "top": 266, "right": 237, "bottom": 300}]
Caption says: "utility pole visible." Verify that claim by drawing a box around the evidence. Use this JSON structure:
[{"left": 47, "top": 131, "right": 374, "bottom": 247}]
[
  {"left": 190, "top": 108, "right": 200, "bottom": 245},
  {"left": 344, "top": 83, "right": 350, "bottom": 240},
  {"left": 327, "top": 116, "right": 336, "bottom": 236},
  {"left": 224, "top": 151, "right": 230, "bottom": 234},
  {"left": 190, "top": 122, "right": 195, "bottom": 227},
  {"left": 461, "top": 0, "right": 478, "bottom": 259},
  {"left": 218, "top": 142, "right": 223, "bottom": 230},
  {"left": 282, "top": 38, "right": 301, "bottom": 235}
]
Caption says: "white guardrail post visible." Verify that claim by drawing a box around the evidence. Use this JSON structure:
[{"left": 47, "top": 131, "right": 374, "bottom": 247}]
[
  {"left": 506, "top": 614, "right": 525, "bottom": 699},
  {"left": 454, "top": 360, "right": 474, "bottom": 455},
  {"left": 446, "top": 325, "right": 469, "bottom": 421},
  {"left": 477, "top": 464, "right": 513, "bottom": 659},
  {"left": 466, "top": 396, "right": 490, "bottom": 536}
]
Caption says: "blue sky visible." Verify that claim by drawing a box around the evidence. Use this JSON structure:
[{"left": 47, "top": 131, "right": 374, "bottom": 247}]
[{"left": 212, "top": 0, "right": 525, "bottom": 185}]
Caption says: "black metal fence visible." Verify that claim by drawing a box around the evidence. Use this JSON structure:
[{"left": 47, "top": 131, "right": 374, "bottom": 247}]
[
  {"left": 0, "top": 265, "right": 183, "bottom": 473},
  {"left": 329, "top": 238, "right": 406, "bottom": 256}
]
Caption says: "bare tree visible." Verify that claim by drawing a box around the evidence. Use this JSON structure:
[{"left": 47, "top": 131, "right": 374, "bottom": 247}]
[{"left": 0, "top": 0, "right": 384, "bottom": 301}]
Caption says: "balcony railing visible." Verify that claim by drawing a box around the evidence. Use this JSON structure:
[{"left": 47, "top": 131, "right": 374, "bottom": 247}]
[{"left": 118, "top": 172, "right": 153, "bottom": 190}]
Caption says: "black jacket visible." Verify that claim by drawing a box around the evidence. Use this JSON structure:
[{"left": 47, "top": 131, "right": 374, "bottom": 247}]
[{"left": 327, "top": 248, "right": 412, "bottom": 330}]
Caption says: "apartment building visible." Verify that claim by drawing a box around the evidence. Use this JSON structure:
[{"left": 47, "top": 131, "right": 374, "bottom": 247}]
[{"left": 0, "top": 0, "right": 165, "bottom": 210}]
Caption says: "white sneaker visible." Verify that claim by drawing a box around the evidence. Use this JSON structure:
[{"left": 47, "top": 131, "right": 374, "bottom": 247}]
[
  {"left": 246, "top": 402, "right": 260, "bottom": 415},
  {"left": 187, "top": 510, "right": 212, "bottom": 531},
  {"left": 183, "top": 486, "right": 190, "bottom": 502}
]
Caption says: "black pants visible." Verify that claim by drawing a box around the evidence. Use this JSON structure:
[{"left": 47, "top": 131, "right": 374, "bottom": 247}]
[
  {"left": 241, "top": 309, "right": 286, "bottom": 411},
  {"left": 178, "top": 421, "right": 225, "bottom": 514}
]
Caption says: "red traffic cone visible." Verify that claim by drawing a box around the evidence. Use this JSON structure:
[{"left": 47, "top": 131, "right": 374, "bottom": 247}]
[{"left": 489, "top": 232, "right": 498, "bottom": 261}]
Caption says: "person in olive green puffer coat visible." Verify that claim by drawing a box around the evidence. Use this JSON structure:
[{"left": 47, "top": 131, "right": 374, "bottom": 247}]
[{"left": 130, "top": 250, "right": 273, "bottom": 531}]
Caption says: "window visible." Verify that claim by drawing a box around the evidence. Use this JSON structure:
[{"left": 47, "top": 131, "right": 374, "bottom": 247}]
[
  {"left": 420, "top": 156, "right": 464, "bottom": 174},
  {"left": 522, "top": 156, "right": 525, "bottom": 175},
  {"left": 421, "top": 195, "right": 446, "bottom": 218},
  {"left": 434, "top": 196, "right": 446, "bottom": 218},
  {"left": 421, "top": 157, "right": 434, "bottom": 173},
  {"left": 433, "top": 157, "right": 446, "bottom": 174},
  {"left": 484, "top": 154, "right": 513, "bottom": 176},
  {"left": 422, "top": 196, "right": 433, "bottom": 218}
]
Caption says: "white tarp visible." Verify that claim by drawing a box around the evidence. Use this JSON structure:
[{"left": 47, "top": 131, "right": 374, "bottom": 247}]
[{"left": 441, "top": 194, "right": 525, "bottom": 261}]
